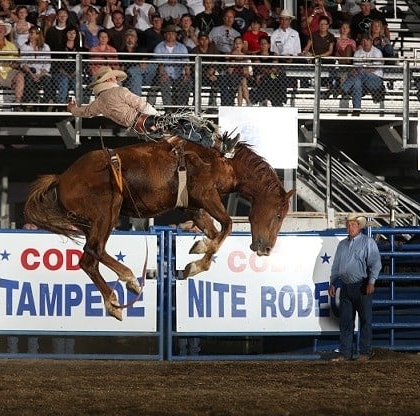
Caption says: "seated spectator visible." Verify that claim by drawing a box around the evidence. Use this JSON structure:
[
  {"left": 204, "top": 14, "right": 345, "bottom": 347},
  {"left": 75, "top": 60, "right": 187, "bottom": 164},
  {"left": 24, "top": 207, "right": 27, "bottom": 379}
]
[
  {"left": 247, "top": 0, "right": 271, "bottom": 28},
  {"left": 144, "top": 12, "right": 164, "bottom": 53},
  {"left": 242, "top": 15, "right": 267, "bottom": 54},
  {"left": 158, "top": 0, "right": 188, "bottom": 27},
  {"left": 11, "top": 6, "right": 32, "bottom": 49},
  {"left": 80, "top": 6, "right": 103, "bottom": 49},
  {"left": 185, "top": 0, "right": 204, "bottom": 17},
  {"left": 270, "top": 9, "right": 301, "bottom": 61},
  {"left": 106, "top": 10, "right": 130, "bottom": 52},
  {"left": 101, "top": 0, "right": 123, "bottom": 29},
  {"left": 250, "top": 35, "right": 287, "bottom": 106},
  {"left": 20, "top": 26, "right": 55, "bottom": 108},
  {"left": 54, "top": 26, "right": 88, "bottom": 105},
  {"left": 28, "top": 0, "right": 56, "bottom": 37},
  {"left": 232, "top": 0, "right": 256, "bottom": 34},
  {"left": 144, "top": 12, "right": 164, "bottom": 105},
  {"left": 0, "top": 0, "right": 16, "bottom": 24},
  {"left": 341, "top": 32, "right": 384, "bottom": 116},
  {"left": 125, "top": 0, "right": 155, "bottom": 32},
  {"left": 0, "top": 19, "right": 24, "bottom": 109},
  {"left": 227, "top": 35, "right": 251, "bottom": 106},
  {"left": 89, "top": 29, "right": 119, "bottom": 77},
  {"left": 327, "top": 0, "right": 346, "bottom": 29},
  {"left": 370, "top": 19, "right": 394, "bottom": 58},
  {"left": 342, "top": 0, "right": 361, "bottom": 22},
  {"left": 299, "top": 0, "right": 332, "bottom": 46},
  {"left": 190, "top": 31, "right": 220, "bottom": 106},
  {"left": 71, "top": 0, "right": 99, "bottom": 25},
  {"left": 121, "top": 28, "right": 157, "bottom": 97},
  {"left": 335, "top": 21, "right": 356, "bottom": 64},
  {"left": 328, "top": 21, "right": 357, "bottom": 96},
  {"left": 154, "top": 24, "right": 192, "bottom": 110},
  {"left": 193, "top": 0, "right": 222, "bottom": 34},
  {"left": 45, "top": 8, "right": 70, "bottom": 52},
  {"left": 350, "top": 0, "right": 388, "bottom": 45},
  {"left": 177, "top": 13, "right": 198, "bottom": 51},
  {"left": 209, "top": 7, "right": 240, "bottom": 54},
  {"left": 300, "top": 15, "right": 336, "bottom": 57}
]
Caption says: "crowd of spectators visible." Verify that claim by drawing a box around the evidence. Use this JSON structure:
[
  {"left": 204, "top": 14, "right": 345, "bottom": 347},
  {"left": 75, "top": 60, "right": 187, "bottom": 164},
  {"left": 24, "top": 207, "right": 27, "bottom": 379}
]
[{"left": 0, "top": 0, "right": 397, "bottom": 111}]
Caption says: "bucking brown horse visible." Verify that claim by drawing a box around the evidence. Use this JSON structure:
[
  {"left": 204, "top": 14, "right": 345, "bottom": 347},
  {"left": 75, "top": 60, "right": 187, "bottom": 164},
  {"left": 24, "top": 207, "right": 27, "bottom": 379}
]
[{"left": 24, "top": 137, "right": 294, "bottom": 320}]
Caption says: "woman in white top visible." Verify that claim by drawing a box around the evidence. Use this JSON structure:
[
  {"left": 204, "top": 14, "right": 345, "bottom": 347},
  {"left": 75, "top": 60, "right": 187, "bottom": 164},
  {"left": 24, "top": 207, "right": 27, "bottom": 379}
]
[
  {"left": 20, "top": 26, "right": 55, "bottom": 106},
  {"left": 11, "top": 6, "right": 32, "bottom": 49}
]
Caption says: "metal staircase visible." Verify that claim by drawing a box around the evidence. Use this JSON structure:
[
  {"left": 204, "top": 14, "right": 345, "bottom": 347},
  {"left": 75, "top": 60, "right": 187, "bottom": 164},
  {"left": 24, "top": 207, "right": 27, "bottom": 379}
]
[{"left": 297, "top": 143, "right": 420, "bottom": 227}]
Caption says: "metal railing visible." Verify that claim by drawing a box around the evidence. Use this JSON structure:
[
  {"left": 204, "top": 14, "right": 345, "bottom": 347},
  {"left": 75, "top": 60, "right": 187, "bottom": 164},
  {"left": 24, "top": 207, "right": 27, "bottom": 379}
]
[{"left": 0, "top": 51, "right": 420, "bottom": 148}]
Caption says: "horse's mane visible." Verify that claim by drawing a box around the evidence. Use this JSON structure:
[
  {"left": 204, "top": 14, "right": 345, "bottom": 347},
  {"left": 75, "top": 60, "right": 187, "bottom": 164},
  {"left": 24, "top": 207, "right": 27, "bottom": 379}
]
[{"left": 233, "top": 142, "right": 286, "bottom": 195}]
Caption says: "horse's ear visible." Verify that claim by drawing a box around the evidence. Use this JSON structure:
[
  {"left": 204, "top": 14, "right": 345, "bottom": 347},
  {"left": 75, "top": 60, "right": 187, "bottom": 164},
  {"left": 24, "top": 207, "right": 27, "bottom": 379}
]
[{"left": 285, "top": 190, "right": 295, "bottom": 200}]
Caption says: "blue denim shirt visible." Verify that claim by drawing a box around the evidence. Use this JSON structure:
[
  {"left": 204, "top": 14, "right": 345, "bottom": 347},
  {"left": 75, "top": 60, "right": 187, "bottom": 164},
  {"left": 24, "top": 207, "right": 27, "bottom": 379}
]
[{"left": 330, "top": 233, "right": 382, "bottom": 285}]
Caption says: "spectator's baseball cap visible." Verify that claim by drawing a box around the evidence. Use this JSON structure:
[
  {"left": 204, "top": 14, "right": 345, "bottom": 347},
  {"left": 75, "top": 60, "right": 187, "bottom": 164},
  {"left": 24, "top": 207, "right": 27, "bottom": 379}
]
[
  {"left": 197, "top": 31, "right": 209, "bottom": 38},
  {"left": 356, "top": 0, "right": 373, "bottom": 4},
  {"left": 162, "top": 24, "right": 179, "bottom": 33},
  {"left": 150, "top": 12, "right": 161, "bottom": 19},
  {"left": 125, "top": 28, "right": 137, "bottom": 37}
]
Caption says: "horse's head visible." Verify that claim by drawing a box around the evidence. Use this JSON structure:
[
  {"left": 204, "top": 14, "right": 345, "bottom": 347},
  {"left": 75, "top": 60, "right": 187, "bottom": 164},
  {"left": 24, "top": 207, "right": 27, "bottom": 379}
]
[{"left": 249, "top": 190, "right": 294, "bottom": 256}]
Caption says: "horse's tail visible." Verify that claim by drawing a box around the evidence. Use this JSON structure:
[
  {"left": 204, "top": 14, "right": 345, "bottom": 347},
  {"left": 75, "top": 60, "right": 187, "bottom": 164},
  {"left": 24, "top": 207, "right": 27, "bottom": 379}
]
[{"left": 24, "top": 175, "right": 82, "bottom": 239}]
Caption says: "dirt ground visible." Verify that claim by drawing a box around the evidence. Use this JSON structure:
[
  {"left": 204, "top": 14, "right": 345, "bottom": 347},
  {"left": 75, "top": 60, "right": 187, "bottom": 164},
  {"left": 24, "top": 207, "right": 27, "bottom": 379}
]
[{"left": 1, "top": 349, "right": 420, "bottom": 416}]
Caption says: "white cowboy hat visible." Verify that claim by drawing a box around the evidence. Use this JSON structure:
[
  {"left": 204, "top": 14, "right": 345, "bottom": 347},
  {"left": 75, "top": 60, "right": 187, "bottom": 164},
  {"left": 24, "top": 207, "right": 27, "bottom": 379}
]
[
  {"left": 89, "top": 66, "right": 127, "bottom": 88},
  {"left": 0, "top": 19, "right": 12, "bottom": 36},
  {"left": 346, "top": 213, "right": 367, "bottom": 228},
  {"left": 279, "top": 9, "right": 295, "bottom": 20}
]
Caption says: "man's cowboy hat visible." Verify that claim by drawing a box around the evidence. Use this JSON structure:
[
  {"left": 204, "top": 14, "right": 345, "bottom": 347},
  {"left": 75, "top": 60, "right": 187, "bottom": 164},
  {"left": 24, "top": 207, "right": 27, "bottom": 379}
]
[
  {"left": 0, "top": 19, "right": 12, "bottom": 36},
  {"left": 346, "top": 213, "right": 367, "bottom": 228},
  {"left": 89, "top": 66, "right": 127, "bottom": 88},
  {"left": 279, "top": 9, "right": 295, "bottom": 20}
]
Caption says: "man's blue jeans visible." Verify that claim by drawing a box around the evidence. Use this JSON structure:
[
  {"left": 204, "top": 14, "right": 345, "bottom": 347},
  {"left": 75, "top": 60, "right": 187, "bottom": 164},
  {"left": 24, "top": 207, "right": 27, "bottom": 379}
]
[
  {"left": 342, "top": 70, "right": 383, "bottom": 109},
  {"left": 338, "top": 281, "right": 373, "bottom": 359},
  {"left": 125, "top": 63, "right": 157, "bottom": 97}
]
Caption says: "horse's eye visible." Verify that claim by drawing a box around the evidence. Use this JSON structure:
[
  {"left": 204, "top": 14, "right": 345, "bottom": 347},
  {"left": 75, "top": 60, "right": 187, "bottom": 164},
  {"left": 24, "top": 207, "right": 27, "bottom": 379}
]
[{"left": 277, "top": 214, "right": 283, "bottom": 220}]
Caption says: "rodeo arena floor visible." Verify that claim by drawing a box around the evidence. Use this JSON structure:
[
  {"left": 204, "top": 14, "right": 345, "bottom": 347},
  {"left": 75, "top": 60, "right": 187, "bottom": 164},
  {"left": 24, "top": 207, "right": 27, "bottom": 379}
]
[{"left": 0, "top": 351, "right": 420, "bottom": 415}]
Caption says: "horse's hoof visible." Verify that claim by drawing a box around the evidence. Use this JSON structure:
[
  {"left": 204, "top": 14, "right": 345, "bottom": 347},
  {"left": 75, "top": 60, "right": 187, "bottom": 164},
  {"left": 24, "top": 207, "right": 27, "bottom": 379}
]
[
  {"left": 189, "top": 239, "right": 208, "bottom": 254},
  {"left": 126, "top": 278, "right": 141, "bottom": 295},
  {"left": 184, "top": 261, "right": 199, "bottom": 277},
  {"left": 105, "top": 293, "right": 123, "bottom": 321}
]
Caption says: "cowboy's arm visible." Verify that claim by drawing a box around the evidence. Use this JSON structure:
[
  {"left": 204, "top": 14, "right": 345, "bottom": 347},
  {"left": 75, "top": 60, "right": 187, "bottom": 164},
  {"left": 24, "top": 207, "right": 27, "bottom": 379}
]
[{"left": 67, "top": 99, "right": 102, "bottom": 118}]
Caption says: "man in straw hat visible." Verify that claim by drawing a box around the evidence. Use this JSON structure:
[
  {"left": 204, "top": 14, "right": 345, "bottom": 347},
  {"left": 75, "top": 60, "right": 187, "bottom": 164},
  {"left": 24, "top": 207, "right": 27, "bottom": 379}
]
[
  {"left": 270, "top": 9, "right": 301, "bottom": 61},
  {"left": 328, "top": 213, "right": 382, "bottom": 361},
  {"left": 67, "top": 66, "right": 239, "bottom": 154},
  {"left": 0, "top": 19, "right": 25, "bottom": 110}
]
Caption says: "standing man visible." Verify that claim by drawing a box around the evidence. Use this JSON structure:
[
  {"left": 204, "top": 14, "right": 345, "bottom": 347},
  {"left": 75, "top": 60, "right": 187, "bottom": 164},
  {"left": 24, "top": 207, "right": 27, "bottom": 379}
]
[{"left": 328, "top": 213, "right": 382, "bottom": 361}]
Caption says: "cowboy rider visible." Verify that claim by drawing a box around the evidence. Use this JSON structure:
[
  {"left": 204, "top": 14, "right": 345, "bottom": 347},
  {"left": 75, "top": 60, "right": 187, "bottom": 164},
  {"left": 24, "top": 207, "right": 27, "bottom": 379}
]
[{"left": 67, "top": 66, "right": 240, "bottom": 154}]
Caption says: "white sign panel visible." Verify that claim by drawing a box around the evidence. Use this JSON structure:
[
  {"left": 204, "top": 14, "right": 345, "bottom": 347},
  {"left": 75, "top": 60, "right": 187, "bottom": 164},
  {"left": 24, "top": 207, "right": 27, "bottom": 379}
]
[
  {"left": 218, "top": 107, "right": 298, "bottom": 169},
  {"left": 175, "top": 234, "right": 346, "bottom": 333},
  {"left": 0, "top": 232, "right": 158, "bottom": 333}
]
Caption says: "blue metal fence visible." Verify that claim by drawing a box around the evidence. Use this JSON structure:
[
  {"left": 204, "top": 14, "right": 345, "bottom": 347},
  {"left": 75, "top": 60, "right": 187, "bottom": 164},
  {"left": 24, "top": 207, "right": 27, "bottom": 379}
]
[{"left": 1, "top": 226, "right": 420, "bottom": 359}]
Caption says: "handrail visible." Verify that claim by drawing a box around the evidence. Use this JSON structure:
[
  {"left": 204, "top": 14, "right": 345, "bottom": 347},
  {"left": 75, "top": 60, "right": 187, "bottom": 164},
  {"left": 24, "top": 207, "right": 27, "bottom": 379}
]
[{"left": 0, "top": 52, "right": 418, "bottom": 149}]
